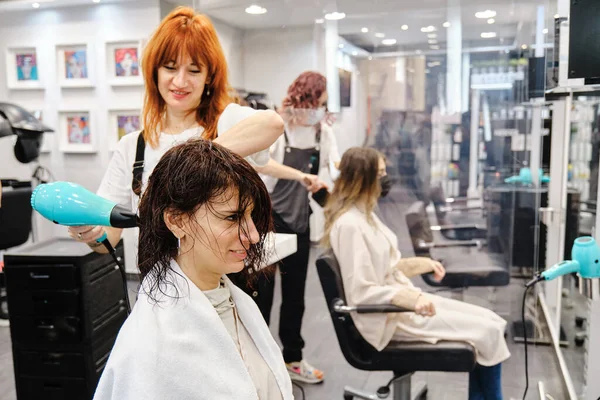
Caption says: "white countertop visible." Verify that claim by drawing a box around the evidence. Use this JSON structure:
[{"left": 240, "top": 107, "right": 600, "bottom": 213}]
[
  {"left": 122, "top": 230, "right": 297, "bottom": 274},
  {"left": 264, "top": 232, "right": 297, "bottom": 266}
]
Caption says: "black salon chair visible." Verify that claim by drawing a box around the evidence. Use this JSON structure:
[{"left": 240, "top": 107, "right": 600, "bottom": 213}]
[
  {"left": 0, "top": 180, "right": 33, "bottom": 320},
  {"left": 405, "top": 201, "right": 509, "bottom": 290},
  {"left": 0, "top": 180, "right": 34, "bottom": 250},
  {"left": 316, "top": 250, "right": 476, "bottom": 400},
  {"left": 427, "top": 184, "right": 487, "bottom": 240}
]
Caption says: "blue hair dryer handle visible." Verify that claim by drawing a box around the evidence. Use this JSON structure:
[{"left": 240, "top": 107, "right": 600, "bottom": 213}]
[
  {"left": 541, "top": 260, "right": 581, "bottom": 281},
  {"left": 97, "top": 231, "right": 108, "bottom": 243}
]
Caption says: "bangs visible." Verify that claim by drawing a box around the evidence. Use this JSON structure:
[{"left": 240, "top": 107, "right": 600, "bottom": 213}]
[{"left": 157, "top": 26, "right": 209, "bottom": 71}]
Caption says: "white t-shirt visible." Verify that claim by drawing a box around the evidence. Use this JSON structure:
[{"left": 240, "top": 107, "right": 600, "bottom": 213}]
[
  {"left": 97, "top": 103, "right": 268, "bottom": 214},
  {"left": 260, "top": 122, "right": 341, "bottom": 193},
  {"left": 96, "top": 103, "right": 270, "bottom": 271}
]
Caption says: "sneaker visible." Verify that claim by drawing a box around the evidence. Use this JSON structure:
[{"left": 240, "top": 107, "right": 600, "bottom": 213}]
[{"left": 285, "top": 360, "right": 324, "bottom": 384}]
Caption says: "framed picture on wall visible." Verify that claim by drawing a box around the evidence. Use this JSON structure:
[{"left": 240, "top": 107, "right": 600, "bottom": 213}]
[
  {"left": 58, "top": 110, "right": 95, "bottom": 153},
  {"left": 106, "top": 40, "right": 144, "bottom": 86},
  {"left": 108, "top": 109, "right": 142, "bottom": 150},
  {"left": 56, "top": 43, "right": 94, "bottom": 88},
  {"left": 5, "top": 47, "right": 44, "bottom": 90},
  {"left": 338, "top": 68, "right": 352, "bottom": 108}
]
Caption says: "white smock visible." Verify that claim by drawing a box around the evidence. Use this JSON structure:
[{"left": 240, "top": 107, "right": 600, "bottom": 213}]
[
  {"left": 93, "top": 260, "right": 294, "bottom": 400},
  {"left": 329, "top": 206, "right": 511, "bottom": 366}
]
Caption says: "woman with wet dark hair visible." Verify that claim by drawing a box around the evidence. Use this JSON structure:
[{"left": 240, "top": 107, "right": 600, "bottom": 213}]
[{"left": 93, "top": 140, "right": 293, "bottom": 400}]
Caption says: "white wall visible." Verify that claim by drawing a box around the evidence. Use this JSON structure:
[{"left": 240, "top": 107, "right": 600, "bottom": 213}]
[
  {"left": 335, "top": 51, "right": 368, "bottom": 154},
  {"left": 242, "top": 27, "right": 320, "bottom": 106},
  {"left": 0, "top": 1, "right": 160, "bottom": 242},
  {"left": 211, "top": 18, "right": 244, "bottom": 89}
]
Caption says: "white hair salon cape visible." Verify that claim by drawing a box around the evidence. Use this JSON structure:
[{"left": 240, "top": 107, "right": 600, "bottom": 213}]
[{"left": 93, "top": 260, "right": 294, "bottom": 400}]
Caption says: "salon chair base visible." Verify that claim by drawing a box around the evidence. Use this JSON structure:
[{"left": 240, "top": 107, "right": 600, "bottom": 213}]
[{"left": 343, "top": 373, "right": 427, "bottom": 400}]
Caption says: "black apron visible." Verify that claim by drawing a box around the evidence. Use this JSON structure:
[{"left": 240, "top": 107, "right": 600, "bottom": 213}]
[{"left": 269, "top": 126, "right": 321, "bottom": 233}]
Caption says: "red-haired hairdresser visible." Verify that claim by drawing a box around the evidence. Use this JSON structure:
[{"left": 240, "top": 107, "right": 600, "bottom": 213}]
[
  {"left": 251, "top": 71, "right": 341, "bottom": 384},
  {"left": 68, "top": 7, "right": 283, "bottom": 251}
]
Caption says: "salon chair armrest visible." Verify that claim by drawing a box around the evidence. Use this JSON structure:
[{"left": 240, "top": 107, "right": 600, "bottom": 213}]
[
  {"left": 445, "top": 196, "right": 480, "bottom": 204},
  {"left": 332, "top": 299, "right": 410, "bottom": 314},
  {"left": 417, "top": 239, "right": 486, "bottom": 250},
  {"left": 439, "top": 205, "right": 484, "bottom": 213},
  {"left": 431, "top": 223, "right": 486, "bottom": 231}
]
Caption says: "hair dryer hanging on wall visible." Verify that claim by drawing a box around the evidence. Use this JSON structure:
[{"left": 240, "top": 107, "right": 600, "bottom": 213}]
[{"left": 0, "top": 102, "right": 54, "bottom": 163}]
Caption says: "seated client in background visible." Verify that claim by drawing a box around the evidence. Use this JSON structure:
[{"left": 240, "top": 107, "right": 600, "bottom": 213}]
[
  {"left": 323, "top": 147, "right": 510, "bottom": 400},
  {"left": 93, "top": 140, "right": 293, "bottom": 400}
]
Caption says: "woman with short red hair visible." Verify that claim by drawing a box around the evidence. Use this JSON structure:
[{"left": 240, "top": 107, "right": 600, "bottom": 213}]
[{"left": 252, "top": 71, "right": 342, "bottom": 384}]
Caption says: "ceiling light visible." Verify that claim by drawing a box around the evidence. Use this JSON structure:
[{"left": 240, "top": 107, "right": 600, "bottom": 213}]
[
  {"left": 430, "top": 45, "right": 440, "bottom": 50},
  {"left": 245, "top": 5, "right": 267, "bottom": 14},
  {"left": 368, "top": 56, "right": 373, "bottom": 60},
  {"left": 487, "top": 18, "right": 495, "bottom": 24},
  {"left": 382, "top": 39, "right": 397, "bottom": 45},
  {"left": 352, "top": 51, "right": 358, "bottom": 56},
  {"left": 481, "top": 32, "right": 497, "bottom": 38},
  {"left": 361, "top": 27, "right": 369, "bottom": 33},
  {"left": 475, "top": 10, "right": 496, "bottom": 19},
  {"left": 543, "top": 28, "right": 548, "bottom": 34},
  {"left": 92, "top": 0, "right": 101, "bottom": 3},
  {"left": 443, "top": 21, "right": 451, "bottom": 28},
  {"left": 338, "top": 43, "right": 344, "bottom": 49},
  {"left": 420, "top": 25, "right": 436, "bottom": 33},
  {"left": 32, "top": 2, "right": 40, "bottom": 7},
  {"left": 401, "top": 25, "right": 408, "bottom": 30},
  {"left": 416, "top": 50, "right": 422, "bottom": 54},
  {"left": 324, "top": 12, "right": 346, "bottom": 20},
  {"left": 375, "top": 33, "right": 385, "bottom": 38},
  {"left": 315, "top": 19, "right": 324, "bottom": 24},
  {"left": 428, "top": 33, "right": 437, "bottom": 38},
  {"left": 554, "top": 14, "right": 560, "bottom": 18},
  {"left": 428, "top": 39, "right": 437, "bottom": 44},
  {"left": 521, "top": 44, "right": 528, "bottom": 49}
]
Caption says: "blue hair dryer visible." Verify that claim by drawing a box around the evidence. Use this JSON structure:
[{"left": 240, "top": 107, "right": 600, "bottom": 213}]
[
  {"left": 31, "top": 181, "right": 136, "bottom": 314},
  {"left": 526, "top": 236, "right": 600, "bottom": 287},
  {"left": 31, "top": 181, "right": 137, "bottom": 236},
  {"left": 505, "top": 168, "right": 550, "bottom": 184}
]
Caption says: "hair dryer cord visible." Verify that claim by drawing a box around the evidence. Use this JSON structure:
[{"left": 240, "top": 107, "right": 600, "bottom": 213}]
[
  {"left": 101, "top": 239, "right": 132, "bottom": 315},
  {"left": 522, "top": 283, "right": 534, "bottom": 400}
]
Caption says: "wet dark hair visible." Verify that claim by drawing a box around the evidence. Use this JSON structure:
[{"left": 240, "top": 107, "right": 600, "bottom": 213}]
[{"left": 137, "top": 139, "right": 273, "bottom": 300}]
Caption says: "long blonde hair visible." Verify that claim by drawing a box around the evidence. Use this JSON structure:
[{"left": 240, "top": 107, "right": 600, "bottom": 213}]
[{"left": 322, "top": 147, "right": 384, "bottom": 248}]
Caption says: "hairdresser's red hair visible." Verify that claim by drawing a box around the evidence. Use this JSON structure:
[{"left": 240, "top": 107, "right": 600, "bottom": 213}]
[
  {"left": 281, "top": 71, "right": 327, "bottom": 110},
  {"left": 141, "top": 7, "right": 231, "bottom": 148}
]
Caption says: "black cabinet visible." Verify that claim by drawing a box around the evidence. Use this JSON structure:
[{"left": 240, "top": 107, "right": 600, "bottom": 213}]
[{"left": 4, "top": 238, "right": 128, "bottom": 400}]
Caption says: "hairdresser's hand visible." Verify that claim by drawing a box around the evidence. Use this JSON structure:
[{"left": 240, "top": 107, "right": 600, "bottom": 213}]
[
  {"left": 414, "top": 294, "right": 436, "bottom": 317},
  {"left": 68, "top": 225, "right": 105, "bottom": 245},
  {"left": 300, "top": 173, "right": 328, "bottom": 194}
]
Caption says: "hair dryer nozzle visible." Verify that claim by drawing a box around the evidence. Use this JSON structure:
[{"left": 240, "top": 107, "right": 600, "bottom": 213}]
[{"left": 110, "top": 205, "right": 138, "bottom": 228}]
